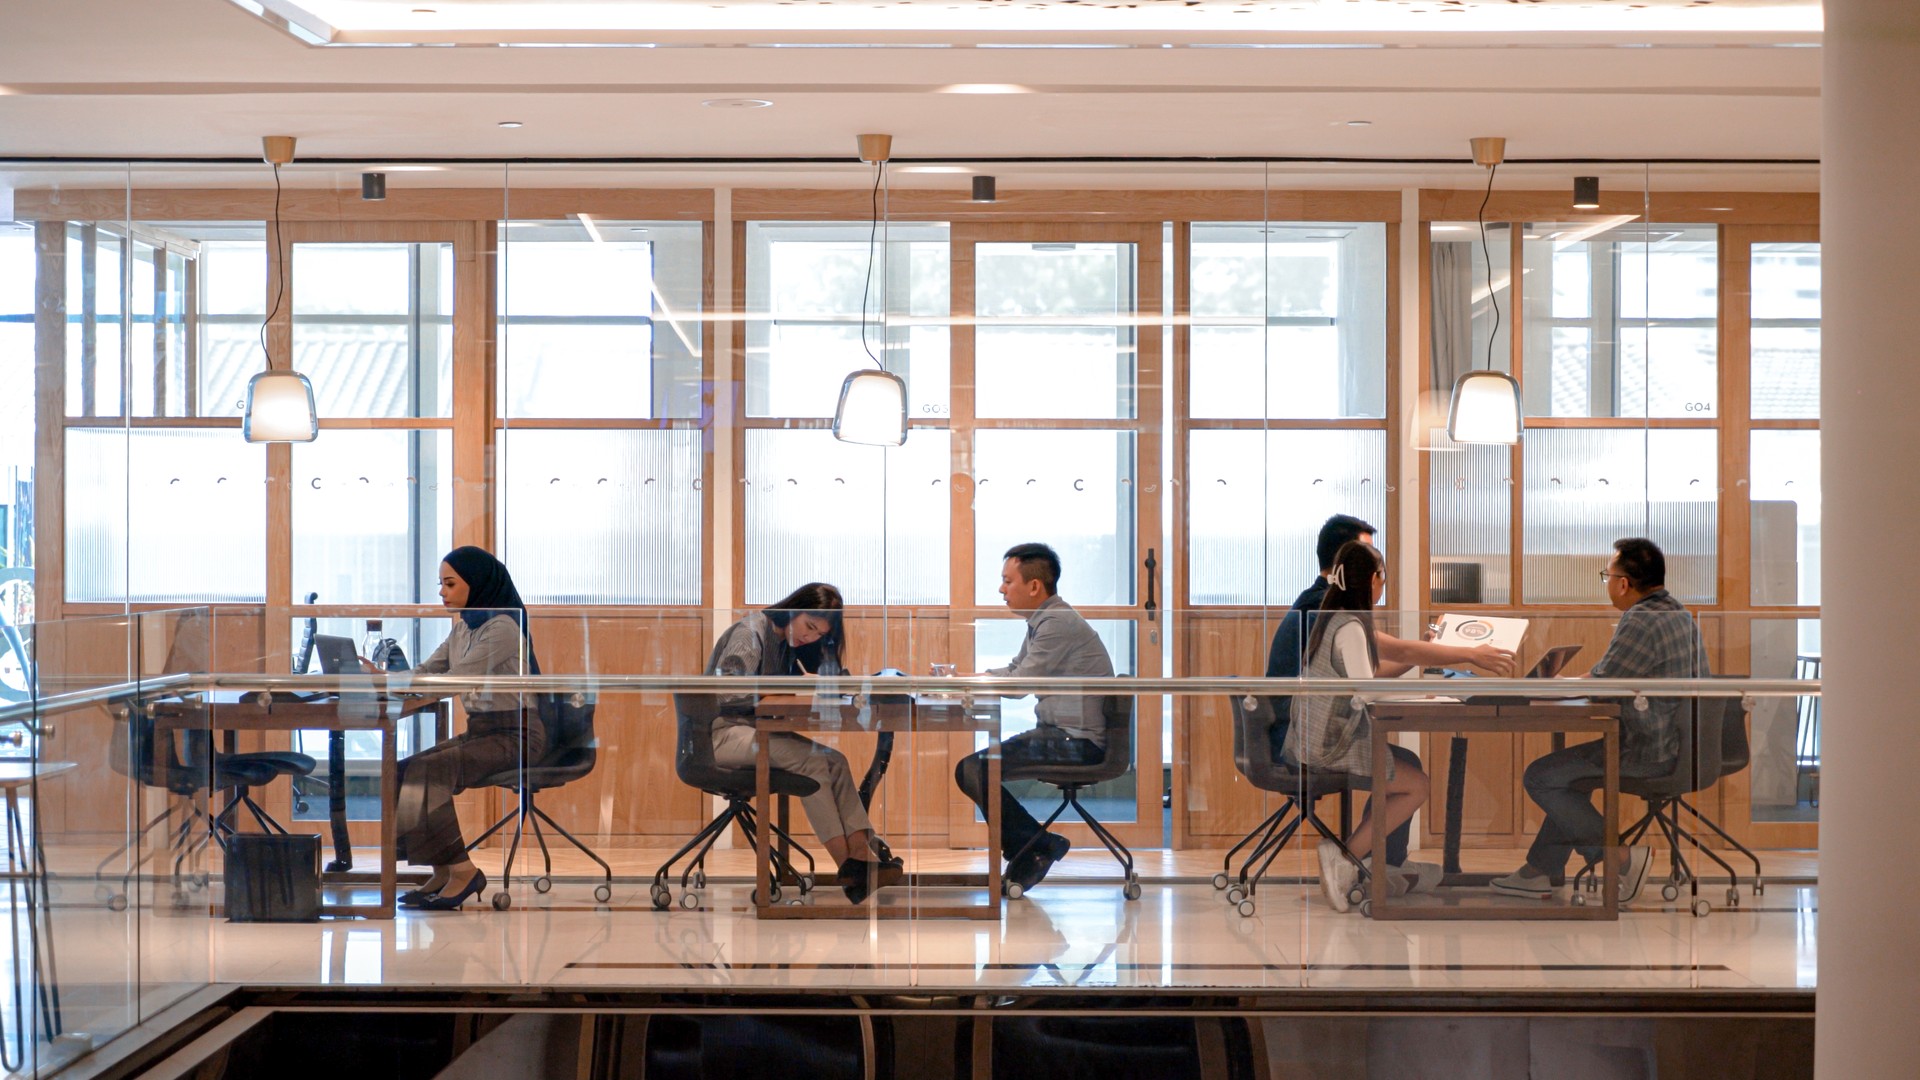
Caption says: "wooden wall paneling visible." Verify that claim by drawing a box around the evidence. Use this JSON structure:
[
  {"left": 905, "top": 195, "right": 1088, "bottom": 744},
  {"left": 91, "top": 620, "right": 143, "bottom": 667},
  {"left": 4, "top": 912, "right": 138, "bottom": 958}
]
[
  {"left": 837, "top": 611, "right": 952, "bottom": 846},
  {"left": 1180, "top": 612, "right": 1276, "bottom": 841},
  {"left": 1418, "top": 190, "right": 1818, "bottom": 228}
]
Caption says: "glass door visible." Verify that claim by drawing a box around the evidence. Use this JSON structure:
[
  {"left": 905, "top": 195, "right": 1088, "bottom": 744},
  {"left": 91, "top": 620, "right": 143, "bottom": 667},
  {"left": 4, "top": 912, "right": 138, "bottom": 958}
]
[{"left": 947, "top": 223, "right": 1166, "bottom": 850}]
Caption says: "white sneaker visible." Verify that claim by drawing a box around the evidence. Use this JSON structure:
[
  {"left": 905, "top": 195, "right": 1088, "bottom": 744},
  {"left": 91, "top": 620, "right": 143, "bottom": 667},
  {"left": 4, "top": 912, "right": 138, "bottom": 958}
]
[
  {"left": 1398, "top": 860, "right": 1444, "bottom": 894},
  {"left": 1360, "top": 857, "right": 1413, "bottom": 898},
  {"left": 1317, "top": 840, "right": 1356, "bottom": 913},
  {"left": 1617, "top": 846, "right": 1653, "bottom": 905}
]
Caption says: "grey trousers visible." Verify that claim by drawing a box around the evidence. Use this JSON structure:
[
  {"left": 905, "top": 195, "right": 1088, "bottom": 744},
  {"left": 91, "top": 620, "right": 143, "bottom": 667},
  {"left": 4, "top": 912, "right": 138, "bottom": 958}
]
[
  {"left": 711, "top": 725, "right": 874, "bottom": 848},
  {"left": 395, "top": 710, "right": 545, "bottom": 868}
]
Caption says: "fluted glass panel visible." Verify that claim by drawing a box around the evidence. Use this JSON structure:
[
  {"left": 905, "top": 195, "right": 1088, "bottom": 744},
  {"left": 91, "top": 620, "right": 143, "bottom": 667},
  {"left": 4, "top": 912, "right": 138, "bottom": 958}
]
[
  {"left": 291, "top": 430, "right": 451, "bottom": 605},
  {"left": 973, "top": 430, "right": 1134, "bottom": 607},
  {"left": 65, "top": 428, "right": 265, "bottom": 601},
  {"left": 1189, "top": 223, "right": 1387, "bottom": 419},
  {"left": 744, "top": 429, "right": 949, "bottom": 606},
  {"left": 496, "top": 220, "right": 704, "bottom": 420},
  {"left": 1751, "top": 430, "right": 1821, "bottom": 606},
  {"left": 1187, "top": 429, "right": 1386, "bottom": 606},
  {"left": 291, "top": 241, "right": 452, "bottom": 418},
  {"left": 1522, "top": 428, "right": 1717, "bottom": 604},
  {"left": 1427, "top": 428, "right": 1512, "bottom": 604},
  {"left": 498, "top": 429, "right": 703, "bottom": 604},
  {"left": 1751, "top": 242, "right": 1821, "bottom": 420}
]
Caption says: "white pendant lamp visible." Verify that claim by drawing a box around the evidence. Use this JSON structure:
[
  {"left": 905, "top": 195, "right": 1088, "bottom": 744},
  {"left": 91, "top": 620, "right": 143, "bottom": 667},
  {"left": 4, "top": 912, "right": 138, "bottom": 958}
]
[
  {"left": 243, "top": 135, "right": 319, "bottom": 443},
  {"left": 832, "top": 133, "right": 908, "bottom": 447},
  {"left": 1446, "top": 137, "right": 1522, "bottom": 446}
]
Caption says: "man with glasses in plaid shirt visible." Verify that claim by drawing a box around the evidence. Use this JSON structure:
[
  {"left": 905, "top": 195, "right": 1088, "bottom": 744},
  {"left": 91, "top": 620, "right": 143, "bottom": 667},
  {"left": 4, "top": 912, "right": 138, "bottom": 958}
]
[{"left": 1492, "top": 537, "right": 1710, "bottom": 903}]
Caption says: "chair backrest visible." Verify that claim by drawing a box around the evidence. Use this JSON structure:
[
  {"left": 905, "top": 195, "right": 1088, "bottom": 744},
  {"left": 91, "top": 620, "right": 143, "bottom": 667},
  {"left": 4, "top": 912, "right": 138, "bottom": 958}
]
[
  {"left": 537, "top": 692, "right": 598, "bottom": 768},
  {"left": 1099, "top": 694, "right": 1135, "bottom": 779},
  {"left": 672, "top": 692, "right": 724, "bottom": 787},
  {"left": 1228, "top": 693, "right": 1276, "bottom": 780}
]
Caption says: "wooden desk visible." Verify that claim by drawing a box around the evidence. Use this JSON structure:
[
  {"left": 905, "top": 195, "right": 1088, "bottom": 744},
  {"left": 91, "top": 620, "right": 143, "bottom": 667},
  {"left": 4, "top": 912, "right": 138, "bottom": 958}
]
[
  {"left": 148, "top": 691, "right": 447, "bottom": 920},
  {"left": 752, "top": 694, "right": 1003, "bottom": 921},
  {"left": 1368, "top": 700, "right": 1621, "bottom": 921}
]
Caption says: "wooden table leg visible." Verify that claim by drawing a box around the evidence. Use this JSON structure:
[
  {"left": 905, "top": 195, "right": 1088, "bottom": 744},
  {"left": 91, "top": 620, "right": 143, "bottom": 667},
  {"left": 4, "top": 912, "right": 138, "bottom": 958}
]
[
  {"left": 379, "top": 720, "right": 396, "bottom": 919},
  {"left": 986, "top": 729, "right": 1001, "bottom": 904},
  {"left": 1444, "top": 734, "right": 1468, "bottom": 875},
  {"left": 1371, "top": 726, "right": 1389, "bottom": 914},
  {"left": 1603, "top": 722, "right": 1619, "bottom": 918},
  {"left": 755, "top": 731, "right": 772, "bottom": 914}
]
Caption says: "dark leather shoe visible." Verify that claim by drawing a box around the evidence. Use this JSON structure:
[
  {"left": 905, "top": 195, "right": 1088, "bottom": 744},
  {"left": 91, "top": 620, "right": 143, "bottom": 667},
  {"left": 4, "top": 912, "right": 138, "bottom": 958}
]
[
  {"left": 1009, "top": 833, "right": 1070, "bottom": 894},
  {"left": 415, "top": 870, "right": 486, "bottom": 911},
  {"left": 838, "top": 858, "right": 903, "bottom": 904},
  {"left": 398, "top": 887, "right": 441, "bottom": 908}
]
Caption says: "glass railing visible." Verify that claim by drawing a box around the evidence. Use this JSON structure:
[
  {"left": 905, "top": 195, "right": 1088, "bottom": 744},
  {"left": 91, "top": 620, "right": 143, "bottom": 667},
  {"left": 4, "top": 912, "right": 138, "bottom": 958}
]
[{"left": 0, "top": 604, "right": 1819, "bottom": 1034}]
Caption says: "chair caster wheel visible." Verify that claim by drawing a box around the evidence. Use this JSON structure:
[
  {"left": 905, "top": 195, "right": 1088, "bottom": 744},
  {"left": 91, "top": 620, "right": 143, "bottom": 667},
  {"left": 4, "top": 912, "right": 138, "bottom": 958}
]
[
  {"left": 788, "top": 897, "right": 805, "bottom": 906},
  {"left": 1211, "top": 873, "right": 1230, "bottom": 891},
  {"left": 107, "top": 894, "right": 128, "bottom": 912},
  {"left": 1236, "top": 899, "right": 1255, "bottom": 918},
  {"left": 1225, "top": 886, "right": 1245, "bottom": 906},
  {"left": 752, "top": 885, "right": 783, "bottom": 906},
  {"left": 1754, "top": 881, "right": 1765, "bottom": 896},
  {"left": 679, "top": 891, "right": 699, "bottom": 910},
  {"left": 692, "top": 870, "right": 707, "bottom": 890},
  {"left": 595, "top": 884, "right": 613, "bottom": 904},
  {"left": 1004, "top": 882, "right": 1024, "bottom": 900},
  {"left": 1572, "top": 893, "right": 1587, "bottom": 907},
  {"left": 1661, "top": 883, "right": 1680, "bottom": 902},
  {"left": 94, "top": 883, "right": 113, "bottom": 902},
  {"left": 1358, "top": 899, "right": 1372, "bottom": 918},
  {"left": 1123, "top": 879, "right": 1142, "bottom": 902},
  {"left": 1347, "top": 886, "right": 1365, "bottom": 907},
  {"left": 798, "top": 874, "right": 815, "bottom": 894},
  {"left": 492, "top": 891, "right": 512, "bottom": 911},
  {"left": 1692, "top": 899, "right": 1711, "bottom": 918},
  {"left": 1726, "top": 888, "right": 1740, "bottom": 907},
  {"left": 651, "top": 885, "right": 671, "bottom": 910},
  {"left": 534, "top": 876, "right": 552, "bottom": 894}
]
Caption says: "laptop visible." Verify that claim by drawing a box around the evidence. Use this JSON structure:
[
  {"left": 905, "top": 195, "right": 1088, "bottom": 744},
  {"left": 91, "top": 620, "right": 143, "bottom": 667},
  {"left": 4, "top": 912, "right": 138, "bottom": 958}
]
[
  {"left": 1463, "top": 644, "right": 1583, "bottom": 705},
  {"left": 313, "top": 634, "right": 362, "bottom": 675}
]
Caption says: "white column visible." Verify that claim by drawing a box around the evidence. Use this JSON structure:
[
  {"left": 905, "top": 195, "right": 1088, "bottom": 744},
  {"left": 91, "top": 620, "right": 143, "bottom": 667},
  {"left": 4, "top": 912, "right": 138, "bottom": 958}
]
[{"left": 1818, "top": 3, "right": 1920, "bottom": 1076}]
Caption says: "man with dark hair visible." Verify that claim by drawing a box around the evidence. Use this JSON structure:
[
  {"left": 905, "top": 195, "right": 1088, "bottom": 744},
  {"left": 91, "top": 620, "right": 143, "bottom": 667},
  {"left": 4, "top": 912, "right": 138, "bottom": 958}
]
[
  {"left": 1492, "top": 536, "right": 1708, "bottom": 903},
  {"left": 1264, "top": 514, "right": 1515, "bottom": 892},
  {"left": 954, "top": 541, "right": 1115, "bottom": 894}
]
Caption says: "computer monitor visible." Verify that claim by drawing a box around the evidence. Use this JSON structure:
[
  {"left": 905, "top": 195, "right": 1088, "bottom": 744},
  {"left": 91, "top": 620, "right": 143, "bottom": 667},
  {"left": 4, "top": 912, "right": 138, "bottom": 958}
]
[{"left": 313, "top": 634, "right": 361, "bottom": 675}]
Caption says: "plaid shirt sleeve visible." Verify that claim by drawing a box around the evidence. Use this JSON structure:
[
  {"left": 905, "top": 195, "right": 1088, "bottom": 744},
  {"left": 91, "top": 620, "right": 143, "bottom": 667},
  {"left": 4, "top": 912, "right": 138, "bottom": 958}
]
[{"left": 1589, "top": 591, "right": 1709, "bottom": 766}]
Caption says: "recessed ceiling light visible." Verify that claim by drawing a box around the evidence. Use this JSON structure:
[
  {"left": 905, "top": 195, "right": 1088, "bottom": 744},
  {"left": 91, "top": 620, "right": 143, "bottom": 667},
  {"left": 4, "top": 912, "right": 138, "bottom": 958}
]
[
  {"left": 411, "top": 7, "right": 436, "bottom": 14},
  {"left": 498, "top": 120, "right": 523, "bottom": 128},
  {"left": 702, "top": 98, "right": 773, "bottom": 109},
  {"left": 1346, "top": 120, "right": 1373, "bottom": 127},
  {"left": 627, "top": 227, "right": 652, "bottom": 234}
]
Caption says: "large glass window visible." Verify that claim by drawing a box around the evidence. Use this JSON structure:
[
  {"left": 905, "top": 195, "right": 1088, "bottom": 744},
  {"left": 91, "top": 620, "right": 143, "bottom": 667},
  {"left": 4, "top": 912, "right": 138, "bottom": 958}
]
[
  {"left": 1189, "top": 223, "right": 1388, "bottom": 419},
  {"left": 1751, "top": 430, "right": 1820, "bottom": 607},
  {"left": 292, "top": 430, "right": 451, "bottom": 605},
  {"left": 291, "top": 241, "right": 452, "bottom": 418},
  {"left": 1521, "top": 223, "right": 1719, "bottom": 418},
  {"left": 497, "top": 219, "right": 704, "bottom": 420},
  {"left": 1751, "top": 242, "right": 1820, "bottom": 420}
]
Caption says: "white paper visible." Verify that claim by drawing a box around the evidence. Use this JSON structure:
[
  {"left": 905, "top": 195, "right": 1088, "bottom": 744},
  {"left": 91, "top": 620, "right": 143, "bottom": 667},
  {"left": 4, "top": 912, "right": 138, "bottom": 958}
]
[{"left": 1431, "top": 613, "right": 1528, "bottom": 654}]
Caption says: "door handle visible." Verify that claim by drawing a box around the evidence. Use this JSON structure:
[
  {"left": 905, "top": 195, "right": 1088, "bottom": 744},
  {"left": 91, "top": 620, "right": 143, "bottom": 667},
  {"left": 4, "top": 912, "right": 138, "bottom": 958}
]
[{"left": 1144, "top": 548, "right": 1158, "bottom": 623}]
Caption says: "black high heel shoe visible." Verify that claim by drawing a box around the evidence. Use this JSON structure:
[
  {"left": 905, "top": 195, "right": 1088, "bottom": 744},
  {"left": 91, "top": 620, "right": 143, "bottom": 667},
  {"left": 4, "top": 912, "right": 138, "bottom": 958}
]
[
  {"left": 398, "top": 885, "right": 442, "bottom": 908},
  {"left": 415, "top": 870, "right": 487, "bottom": 911}
]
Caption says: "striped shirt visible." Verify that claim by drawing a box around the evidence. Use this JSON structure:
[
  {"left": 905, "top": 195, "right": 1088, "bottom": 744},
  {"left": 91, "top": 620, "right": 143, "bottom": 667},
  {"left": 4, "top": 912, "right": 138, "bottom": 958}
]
[{"left": 1589, "top": 589, "right": 1711, "bottom": 768}]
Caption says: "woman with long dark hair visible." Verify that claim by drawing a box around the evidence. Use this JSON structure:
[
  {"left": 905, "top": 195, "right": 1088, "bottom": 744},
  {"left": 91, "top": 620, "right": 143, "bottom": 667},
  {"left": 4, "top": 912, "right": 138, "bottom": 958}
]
[
  {"left": 393, "top": 546, "right": 546, "bottom": 910},
  {"left": 708, "top": 582, "right": 901, "bottom": 904},
  {"left": 1282, "top": 540, "right": 1432, "bottom": 913}
]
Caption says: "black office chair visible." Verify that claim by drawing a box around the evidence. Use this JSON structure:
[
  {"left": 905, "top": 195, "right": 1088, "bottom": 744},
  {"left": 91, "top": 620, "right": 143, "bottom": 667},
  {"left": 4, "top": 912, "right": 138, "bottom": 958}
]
[
  {"left": 1573, "top": 692, "right": 1763, "bottom": 913},
  {"left": 94, "top": 697, "right": 316, "bottom": 910},
  {"left": 644, "top": 1012, "right": 890, "bottom": 1080},
  {"left": 463, "top": 692, "right": 613, "bottom": 910},
  {"left": 1213, "top": 693, "right": 1361, "bottom": 917},
  {"left": 651, "top": 693, "right": 820, "bottom": 911},
  {"left": 977, "top": 1016, "right": 1254, "bottom": 1080},
  {"left": 1001, "top": 695, "right": 1138, "bottom": 901}
]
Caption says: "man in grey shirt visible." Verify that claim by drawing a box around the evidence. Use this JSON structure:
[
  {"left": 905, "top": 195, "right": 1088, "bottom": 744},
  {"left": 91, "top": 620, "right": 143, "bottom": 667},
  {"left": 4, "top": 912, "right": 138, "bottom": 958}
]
[{"left": 954, "top": 542, "right": 1115, "bottom": 893}]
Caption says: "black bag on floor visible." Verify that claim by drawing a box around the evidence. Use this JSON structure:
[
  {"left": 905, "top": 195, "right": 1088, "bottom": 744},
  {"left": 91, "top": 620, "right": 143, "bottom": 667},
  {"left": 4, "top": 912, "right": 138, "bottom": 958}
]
[{"left": 226, "top": 833, "right": 321, "bottom": 922}]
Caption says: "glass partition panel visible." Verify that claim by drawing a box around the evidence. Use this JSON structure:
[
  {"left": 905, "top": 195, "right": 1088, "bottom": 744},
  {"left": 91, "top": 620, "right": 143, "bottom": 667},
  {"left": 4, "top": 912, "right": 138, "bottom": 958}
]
[
  {"left": 1522, "top": 428, "right": 1717, "bottom": 604},
  {"left": 1750, "top": 617, "right": 1821, "bottom": 826},
  {"left": 497, "top": 428, "right": 703, "bottom": 605},
  {"left": 1750, "top": 430, "right": 1821, "bottom": 607},
  {"left": 65, "top": 428, "right": 266, "bottom": 603},
  {"left": 1426, "top": 430, "right": 1513, "bottom": 605},
  {"left": 291, "top": 429, "right": 451, "bottom": 605}
]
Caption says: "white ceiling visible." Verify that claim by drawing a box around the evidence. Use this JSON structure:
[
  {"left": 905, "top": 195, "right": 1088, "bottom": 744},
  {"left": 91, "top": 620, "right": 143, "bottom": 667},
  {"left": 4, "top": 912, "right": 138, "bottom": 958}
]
[{"left": 0, "top": 0, "right": 1823, "bottom": 191}]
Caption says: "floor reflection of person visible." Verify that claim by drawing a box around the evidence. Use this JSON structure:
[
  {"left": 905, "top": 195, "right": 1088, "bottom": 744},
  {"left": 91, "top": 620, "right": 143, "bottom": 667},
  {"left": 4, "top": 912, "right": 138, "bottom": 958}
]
[
  {"left": 708, "top": 582, "right": 903, "bottom": 904},
  {"left": 393, "top": 546, "right": 546, "bottom": 911}
]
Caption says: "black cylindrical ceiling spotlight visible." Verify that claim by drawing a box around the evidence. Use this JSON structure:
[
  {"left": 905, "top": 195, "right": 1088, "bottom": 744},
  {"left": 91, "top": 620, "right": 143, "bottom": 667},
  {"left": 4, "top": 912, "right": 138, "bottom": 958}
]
[
  {"left": 972, "top": 175, "right": 996, "bottom": 202},
  {"left": 361, "top": 171, "right": 387, "bottom": 201},
  {"left": 1572, "top": 175, "right": 1600, "bottom": 210}
]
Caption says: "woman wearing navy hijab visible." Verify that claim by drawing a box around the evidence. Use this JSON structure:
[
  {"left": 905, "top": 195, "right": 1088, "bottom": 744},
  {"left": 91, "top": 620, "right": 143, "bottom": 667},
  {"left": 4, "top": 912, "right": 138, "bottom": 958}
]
[{"left": 393, "top": 546, "right": 546, "bottom": 910}]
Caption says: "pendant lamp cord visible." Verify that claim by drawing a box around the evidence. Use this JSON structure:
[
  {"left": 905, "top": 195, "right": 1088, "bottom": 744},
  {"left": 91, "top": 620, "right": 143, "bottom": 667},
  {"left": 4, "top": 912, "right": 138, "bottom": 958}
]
[
  {"left": 1476, "top": 161, "right": 1500, "bottom": 372},
  {"left": 259, "top": 162, "right": 286, "bottom": 373},
  {"left": 858, "top": 160, "right": 884, "bottom": 368}
]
